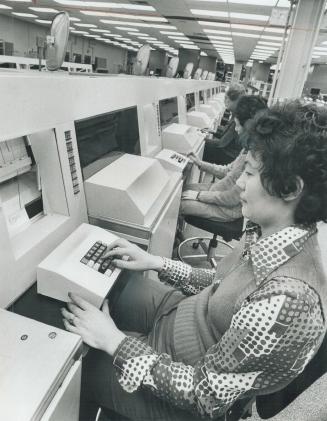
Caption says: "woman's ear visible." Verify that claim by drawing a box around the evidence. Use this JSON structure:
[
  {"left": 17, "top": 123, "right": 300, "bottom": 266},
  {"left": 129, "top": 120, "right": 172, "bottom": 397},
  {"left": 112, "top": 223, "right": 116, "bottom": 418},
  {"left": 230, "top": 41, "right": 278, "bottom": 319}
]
[{"left": 283, "top": 176, "right": 304, "bottom": 202}]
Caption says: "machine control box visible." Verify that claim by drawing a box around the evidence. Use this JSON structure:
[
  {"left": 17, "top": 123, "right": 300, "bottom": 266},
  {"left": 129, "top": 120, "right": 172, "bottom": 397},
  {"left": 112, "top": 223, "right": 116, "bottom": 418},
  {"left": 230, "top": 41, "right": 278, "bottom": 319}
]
[
  {"left": 37, "top": 223, "right": 123, "bottom": 308},
  {"left": 155, "top": 148, "right": 189, "bottom": 173}
]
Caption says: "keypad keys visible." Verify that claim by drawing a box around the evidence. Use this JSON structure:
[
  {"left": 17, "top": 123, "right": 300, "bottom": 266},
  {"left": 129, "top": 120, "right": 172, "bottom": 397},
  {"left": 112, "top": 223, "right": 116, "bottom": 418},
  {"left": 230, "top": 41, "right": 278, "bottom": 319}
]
[{"left": 80, "top": 241, "right": 116, "bottom": 275}]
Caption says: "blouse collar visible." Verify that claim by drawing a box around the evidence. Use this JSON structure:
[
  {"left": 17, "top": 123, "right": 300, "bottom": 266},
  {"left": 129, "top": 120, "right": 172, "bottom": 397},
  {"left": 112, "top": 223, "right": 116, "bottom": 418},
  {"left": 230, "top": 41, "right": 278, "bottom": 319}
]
[{"left": 243, "top": 221, "right": 317, "bottom": 286}]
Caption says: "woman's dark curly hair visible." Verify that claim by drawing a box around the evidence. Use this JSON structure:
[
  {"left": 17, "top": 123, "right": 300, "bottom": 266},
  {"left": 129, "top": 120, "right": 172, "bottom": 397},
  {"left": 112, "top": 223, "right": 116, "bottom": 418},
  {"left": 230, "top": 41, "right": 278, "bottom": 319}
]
[
  {"left": 234, "top": 95, "right": 267, "bottom": 126},
  {"left": 245, "top": 100, "right": 327, "bottom": 225}
]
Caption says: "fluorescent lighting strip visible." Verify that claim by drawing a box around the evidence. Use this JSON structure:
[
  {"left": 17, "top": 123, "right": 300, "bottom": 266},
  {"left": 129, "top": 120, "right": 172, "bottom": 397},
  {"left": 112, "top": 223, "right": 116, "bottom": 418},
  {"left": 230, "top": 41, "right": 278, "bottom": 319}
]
[
  {"left": 175, "top": 41, "right": 195, "bottom": 45},
  {"left": 0, "top": 4, "right": 12, "bottom": 8},
  {"left": 199, "top": 21, "right": 230, "bottom": 28},
  {"left": 258, "top": 41, "right": 281, "bottom": 46},
  {"left": 211, "top": 40, "right": 233, "bottom": 46},
  {"left": 204, "top": 29, "right": 232, "bottom": 35},
  {"left": 255, "top": 45, "right": 278, "bottom": 50},
  {"left": 75, "top": 23, "right": 97, "bottom": 27},
  {"left": 233, "top": 32, "right": 259, "bottom": 38},
  {"left": 261, "top": 35, "right": 283, "bottom": 41},
  {"left": 138, "top": 37, "right": 157, "bottom": 40},
  {"left": 53, "top": 0, "right": 155, "bottom": 11},
  {"left": 180, "top": 45, "right": 199, "bottom": 49},
  {"left": 168, "top": 36, "right": 190, "bottom": 40},
  {"left": 29, "top": 7, "right": 58, "bottom": 12},
  {"left": 80, "top": 11, "right": 167, "bottom": 22},
  {"left": 116, "top": 27, "right": 139, "bottom": 31},
  {"left": 35, "top": 19, "right": 51, "bottom": 23},
  {"left": 191, "top": 9, "right": 269, "bottom": 22},
  {"left": 207, "top": 35, "right": 232, "bottom": 41},
  {"left": 71, "top": 30, "right": 89, "bottom": 34},
  {"left": 12, "top": 12, "right": 37, "bottom": 17},
  {"left": 99, "top": 19, "right": 176, "bottom": 30},
  {"left": 90, "top": 28, "right": 111, "bottom": 33},
  {"left": 160, "top": 31, "right": 185, "bottom": 35}
]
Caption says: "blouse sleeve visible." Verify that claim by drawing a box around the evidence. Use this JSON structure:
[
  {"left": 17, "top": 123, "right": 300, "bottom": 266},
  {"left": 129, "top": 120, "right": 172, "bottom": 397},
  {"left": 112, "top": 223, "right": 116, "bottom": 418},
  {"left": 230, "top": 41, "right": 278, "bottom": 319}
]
[
  {"left": 113, "top": 277, "right": 325, "bottom": 419},
  {"left": 157, "top": 257, "right": 216, "bottom": 295}
]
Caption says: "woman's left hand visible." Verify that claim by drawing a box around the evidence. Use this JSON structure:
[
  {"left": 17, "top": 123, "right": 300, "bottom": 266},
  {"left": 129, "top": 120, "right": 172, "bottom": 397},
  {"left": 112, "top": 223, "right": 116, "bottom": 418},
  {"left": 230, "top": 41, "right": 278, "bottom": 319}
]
[
  {"left": 61, "top": 293, "right": 126, "bottom": 355},
  {"left": 182, "top": 190, "right": 199, "bottom": 200}
]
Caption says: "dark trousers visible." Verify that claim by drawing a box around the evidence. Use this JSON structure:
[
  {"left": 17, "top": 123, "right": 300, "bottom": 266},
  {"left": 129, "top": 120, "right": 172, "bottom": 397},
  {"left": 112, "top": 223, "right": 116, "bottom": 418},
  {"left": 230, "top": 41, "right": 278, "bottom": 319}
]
[{"left": 79, "top": 276, "right": 201, "bottom": 421}]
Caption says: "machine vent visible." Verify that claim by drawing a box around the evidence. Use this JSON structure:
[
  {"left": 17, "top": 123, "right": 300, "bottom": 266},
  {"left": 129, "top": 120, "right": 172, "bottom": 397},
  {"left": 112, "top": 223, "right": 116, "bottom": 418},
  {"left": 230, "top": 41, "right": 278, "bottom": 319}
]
[
  {"left": 64, "top": 130, "right": 80, "bottom": 195},
  {"left": 155, "top": 103, "right": 161, "bottom": 138}
]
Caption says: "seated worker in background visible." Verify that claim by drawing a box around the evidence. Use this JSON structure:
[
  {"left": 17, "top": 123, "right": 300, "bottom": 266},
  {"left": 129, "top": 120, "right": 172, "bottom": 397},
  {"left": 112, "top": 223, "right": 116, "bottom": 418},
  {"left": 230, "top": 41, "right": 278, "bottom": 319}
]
[
  {"left": 180, "top": 95, "right": 267, "bottom": 222},
  {"left": 202, "top": 82, "right": 246, "bottom": 166},
  {"left": 62, "top": 101, "right": 327, "bottom": 421}
]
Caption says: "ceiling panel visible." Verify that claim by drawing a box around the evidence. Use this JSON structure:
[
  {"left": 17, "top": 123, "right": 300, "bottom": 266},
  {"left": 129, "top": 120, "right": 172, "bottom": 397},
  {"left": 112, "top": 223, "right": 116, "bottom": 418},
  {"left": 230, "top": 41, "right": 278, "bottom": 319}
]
[{"left": 0, "top": 0, "right": 326, "bottom": 65}]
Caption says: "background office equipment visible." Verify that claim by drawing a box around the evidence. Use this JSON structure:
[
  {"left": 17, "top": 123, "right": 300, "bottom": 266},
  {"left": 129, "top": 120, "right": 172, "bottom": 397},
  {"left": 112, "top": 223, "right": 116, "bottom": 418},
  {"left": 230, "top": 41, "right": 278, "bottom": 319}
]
[
  {"left": 0, "top": 309, "right": 82, "bottom": 421},
  {"left": 159, "top": 96, "right": 179, "bottom": 129},
  {"left": 165, "top": 56, "right": 179, "bottom": 78},
  {"left": 133, "top": 44, "right": 151, "bottom": 76},
  {"left": 84, "top": 153, "right": 182, "bottom": 261},
  {"left": 183, "top": 62, "right": 194, "bottom": 79},
  {"left": 75, "top": 106, "right": 141, "bottom": 179},
  {"left": 202, "top": 70, "right": 209, "bottom": 80},
  {"left": 186, "top": 92, "right": 195, "bottom": 111},
  {"left": 193, "top": 68, "right": 203, "bottom": 80},
  {"left": 0, "top": 71, "right": 219, "bottom": 308},
  {"left": 45, "top": 12, "right": 70, "bottom": 72},
  {"left": 155, "top": 149, "right": 190, "bottom": 175},
  {"left": 0, "top": 128, "right": 87, "bottom": 308}
]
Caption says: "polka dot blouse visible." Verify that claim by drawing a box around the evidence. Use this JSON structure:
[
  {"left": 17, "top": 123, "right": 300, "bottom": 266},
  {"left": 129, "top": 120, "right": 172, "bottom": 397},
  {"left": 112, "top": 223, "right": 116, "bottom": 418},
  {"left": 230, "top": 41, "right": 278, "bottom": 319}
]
[{"left": 113, "top": 223, "right": 326, "bottom": 419}]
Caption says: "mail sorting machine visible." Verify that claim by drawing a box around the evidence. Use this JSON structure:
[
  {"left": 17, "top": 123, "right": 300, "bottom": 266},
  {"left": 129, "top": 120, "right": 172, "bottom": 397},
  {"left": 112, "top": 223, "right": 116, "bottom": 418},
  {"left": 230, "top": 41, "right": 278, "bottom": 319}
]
[{"left": 0, "top": 71, "right": 219, "bottom": 420}]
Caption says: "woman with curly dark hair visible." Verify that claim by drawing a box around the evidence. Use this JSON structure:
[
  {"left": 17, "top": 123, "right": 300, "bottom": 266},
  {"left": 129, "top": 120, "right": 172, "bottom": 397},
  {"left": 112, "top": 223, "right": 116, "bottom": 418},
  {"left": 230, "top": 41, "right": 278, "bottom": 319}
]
[{"left": 62, "top": 101, "right": 327, "bottom": 421}]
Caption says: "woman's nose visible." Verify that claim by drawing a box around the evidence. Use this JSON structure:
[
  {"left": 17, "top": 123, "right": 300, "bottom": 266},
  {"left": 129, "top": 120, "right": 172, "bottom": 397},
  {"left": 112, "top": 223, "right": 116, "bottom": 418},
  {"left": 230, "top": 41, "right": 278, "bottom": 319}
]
[{"left": 236, "top": 172, "right": 245, "bottom": 190}]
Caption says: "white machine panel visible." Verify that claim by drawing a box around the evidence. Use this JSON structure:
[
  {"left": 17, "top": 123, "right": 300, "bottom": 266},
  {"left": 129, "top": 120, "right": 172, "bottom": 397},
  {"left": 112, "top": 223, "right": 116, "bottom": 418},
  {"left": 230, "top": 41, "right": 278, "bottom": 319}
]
[
  {"left": 187, "top": 110, "right": 213, "bottom": 129},
  {"left": 0, "top": 309, "right": 82, "bottom": 421},
  {"left": 84, "top": 154, "right": 170, "bottom": 227},
  {"left": 37, "top": 223, "right": 123, "bottom": 307},
  {"left": 208, "top": 99, "right": 224, "bottom": 113},
  {"left": 161, "top": 123, "right": 205, "bottom": 155},
  {"left": 155, "top": 149, "right": 189, "bottom": 174},
  {"left": 199, "top": 104, "right": 217, "bottom": 118}
]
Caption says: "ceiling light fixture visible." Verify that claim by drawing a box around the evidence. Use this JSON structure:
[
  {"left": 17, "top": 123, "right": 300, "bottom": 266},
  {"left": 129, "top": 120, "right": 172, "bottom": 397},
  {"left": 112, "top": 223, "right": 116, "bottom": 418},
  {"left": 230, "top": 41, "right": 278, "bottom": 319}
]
[
  {"left": 100, "top": 19, "right": 176, "bottom": 30},
  {"left": 53, "top": 0, "right": 155, "bottom": 11},
  {"left": 160, "top": 31, "right": 185, "bottom": 35},
  {"left": 71, "top": 30, "right": 89, "bottom": 34},
  {"left": 90, "top": 28, "right": 110, "bottom": 33},
  {"left": 12, "top": 12, "right": 37, "bottom": 17},
  {"left": 180, "top": 45, "right": 200, "bottom": 49},
  {"left": 116, "top": 26, "right": 139, "bottom": 31},
  {"left": 198, "top": 21, "right": 230, "bottom": 28},
  {"left": 232, "top": 32, "right": 259, "bottom": 38},
  {"left": 261, "top": 34, "right": 283, "bottom": 41},
  {"left": 207, "top": 35, "right": 233, "bottom": 41},
  {"left": 75, "top": 23, "right": 97, "bottom": 27},
  {"left": 258, "top": 40, "right": 281, "bottom": 46},
  {"left": 80, "top": 11, "right": 167, "bottom": 21},
  {"left": 29, "top": 7, "right": 58, "bottom": 12},
  {"left": 35, "top": 19, "right": 51, "bottom": 24}
]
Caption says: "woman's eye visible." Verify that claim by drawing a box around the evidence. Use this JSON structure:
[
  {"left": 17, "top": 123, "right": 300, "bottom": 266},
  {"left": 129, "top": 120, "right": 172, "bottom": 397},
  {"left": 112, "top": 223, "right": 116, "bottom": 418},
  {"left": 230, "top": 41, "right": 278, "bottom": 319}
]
[{"left": 245, "top": 171, "right": 253, "bottom": 176}]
